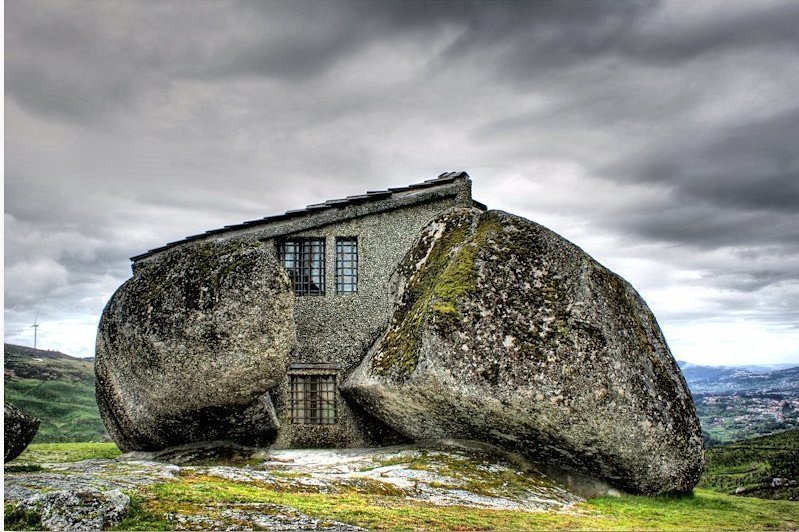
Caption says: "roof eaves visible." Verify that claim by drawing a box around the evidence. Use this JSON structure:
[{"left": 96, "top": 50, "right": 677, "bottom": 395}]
[{"left": 131, "top": 171, "right": 470, "bottom": 262}]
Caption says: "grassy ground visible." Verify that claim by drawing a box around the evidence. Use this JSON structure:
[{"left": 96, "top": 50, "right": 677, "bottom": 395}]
[
  {"left": 7, "top": 442, "right": 121, "bottom": 465},
  {"left": 698, "top": 429, "right": 799, "bottom": 499},
  {"left": 4, "top": 376, "right": 107, "bottom": 443},
  {"left": 4, "top": 344, "right": 107, "bottom": 443},
  {"left": 6, "top": 442, "right": 799, "bottom": 531}
]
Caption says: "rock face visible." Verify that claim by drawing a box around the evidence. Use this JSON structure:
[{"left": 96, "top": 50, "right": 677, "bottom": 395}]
[
  {"left": 343, "top": 208, "right": 704, "bottom": 495},
  {"left": 17, "top": 489, "right": 130, "bottom": 532},
  {"left": 96, "top": 239, "right": 296, "bottom": 451},
  {"left": 4, "top": 403, "right": 40, "bottom": 462}
]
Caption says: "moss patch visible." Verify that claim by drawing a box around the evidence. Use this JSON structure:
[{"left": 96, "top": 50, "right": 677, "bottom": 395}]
[
  {"left": 3, "top": 503, "right": 42, "bottom": 531},
  {"left": 371, "top": 211, "right": 501, "bottom": 380}
]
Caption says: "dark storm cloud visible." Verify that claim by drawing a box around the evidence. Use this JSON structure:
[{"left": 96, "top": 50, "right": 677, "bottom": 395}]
[
  {"left": 607, "top": 108, "right": 799, "bottom": 212},
  {"left": 5, "top": 0, "right": 799, "bottom": 361}
]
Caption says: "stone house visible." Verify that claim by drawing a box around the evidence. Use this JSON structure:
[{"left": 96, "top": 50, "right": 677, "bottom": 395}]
[{"left": 130, "top": 172, "right": 484, "bottom": 448}]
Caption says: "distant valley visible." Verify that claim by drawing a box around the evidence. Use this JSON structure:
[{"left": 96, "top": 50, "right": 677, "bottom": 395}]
[{"left": 679, "top": 361, "right": 799, "bottom": 445}]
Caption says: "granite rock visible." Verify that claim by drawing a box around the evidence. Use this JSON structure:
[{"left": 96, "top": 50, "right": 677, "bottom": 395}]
[
  {"left": 17, "top": 489, "right": 129, "bottom": 531},
  {"left": 95, "top": 238, "right": 295, "bottom": 451},
  {"left": 343, "top": 208, "right": 704, "bottom": 495},
  {"left": 4, "top": 402, "right": 40, "bottom": 462}
]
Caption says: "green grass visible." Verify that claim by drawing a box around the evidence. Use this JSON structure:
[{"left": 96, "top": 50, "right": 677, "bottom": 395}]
[
  {"left": 7, "top": 442, "right": 121, "bottom": 465},
  {"left": 115, "top": 474, "right": 799, "bottom": 531},
  {"left": 698, "top": 429, "right": 799, "bottom": 499},
  {"left": 4, "top": 377, "right": 107, "bottom": 443}
]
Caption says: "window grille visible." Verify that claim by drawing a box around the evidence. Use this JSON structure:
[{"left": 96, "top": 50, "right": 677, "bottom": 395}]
[
  {"left": 289, "top": 374, "right": 337, "bottom": 424},
  {"left": 336, "top": 237, "right": 358, "bottom": 293},
  {"left": 278, "top": 238, "right": 325, "bottom": 296}
]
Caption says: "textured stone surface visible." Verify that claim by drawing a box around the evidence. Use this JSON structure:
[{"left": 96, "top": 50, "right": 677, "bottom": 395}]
[
  {"left": 4, "top": 402, "right": 40, "bottom": 462},
  {"left": 95, "top": 238, "right": 295, "bottom": 451},
  {"left": 343, "top": 208, "right": 704, "bottom": 495},
  {"left": 119, "top": 439, "right": 268, "bottom": 465},
  {"left": 4, "top": 459, "right": 181, "bottom": 503},
  {"left": 17, "top": 488, "right": 129, "bottom": 532},
  {"left": 4, "top": 442, "right": 583, "bottom": 518}
]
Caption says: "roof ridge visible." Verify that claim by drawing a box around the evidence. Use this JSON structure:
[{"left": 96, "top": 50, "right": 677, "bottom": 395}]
[{"left": 130, "top": 171, "right": 470, "bottom": 262}]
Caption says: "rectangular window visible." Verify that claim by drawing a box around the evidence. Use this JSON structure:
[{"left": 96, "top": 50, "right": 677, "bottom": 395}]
[
  {"left": 336, "top": 237, "right": 358, "bottom": 293},
  {"left": 289, "top": 374, "right": 337, "bottom": 425},
  {"left": 278, "top": 238, "right": 325, "bottom": 296}
]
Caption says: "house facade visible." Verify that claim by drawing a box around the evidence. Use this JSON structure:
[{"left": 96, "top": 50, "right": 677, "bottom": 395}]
[{"left": 131, "top": 172, "right": 483, "bottom": 448}]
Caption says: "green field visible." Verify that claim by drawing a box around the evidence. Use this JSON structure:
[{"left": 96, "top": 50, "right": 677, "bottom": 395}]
[
  {"left": 4, "top": 377, "right": 107, "bottom": 443},
  {"left": 699, "top": 429, "right": 799, "bottom": 500},
  {"left": 6, "top": 439, "right": 799, "bottom": 531},
  {"left": 4, "top": 343, "right": 108, "bottom": 443}
]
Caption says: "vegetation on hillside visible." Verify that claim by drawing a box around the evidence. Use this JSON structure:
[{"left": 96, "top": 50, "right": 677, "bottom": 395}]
[
  {"left": 4, "top": 343, "right": 107, "bottom": 443},
  {"left": 699, "top": 429, "right": 799, "bottom": 500}
]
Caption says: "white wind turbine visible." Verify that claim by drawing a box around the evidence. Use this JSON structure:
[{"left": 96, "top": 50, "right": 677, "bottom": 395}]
[{"left": 31, "top": 313, "right": 40, "bottom": 350}]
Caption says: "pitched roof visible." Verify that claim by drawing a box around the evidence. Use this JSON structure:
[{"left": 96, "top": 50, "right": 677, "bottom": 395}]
[{"left": 131, "top": 171, "right": 479, "bottom": 262}]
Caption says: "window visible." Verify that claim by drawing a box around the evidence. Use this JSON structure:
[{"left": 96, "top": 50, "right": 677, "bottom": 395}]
[
  {"left": 278, "top": 238, "right": 325, "bottom": 296},
  {"left": 336, "top": 237, "right": 358, "bottom": 293},
  {"left": 289, "top": 373, "right": 337, "bottom": 424}
]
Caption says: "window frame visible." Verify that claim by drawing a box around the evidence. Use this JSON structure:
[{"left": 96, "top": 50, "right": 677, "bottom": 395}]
[
  {"left": 335, "top": 236, "right": 358, "bottom": 294},
  {"left": 288, "top": 371, "right": 338, "bottom": 425},
  {"left": 278, "top": 237, "right": 326, "bottom": 296}
]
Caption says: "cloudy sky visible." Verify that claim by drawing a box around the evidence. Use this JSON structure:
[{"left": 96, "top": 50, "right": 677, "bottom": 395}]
[{"left": 5, "top": 0, "right": 799, "bottom": 365}]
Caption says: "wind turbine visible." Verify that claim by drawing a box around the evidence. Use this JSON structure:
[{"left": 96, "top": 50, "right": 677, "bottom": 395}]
[{"left": 31, "top": 313, "right": 40, "bottom": 350}]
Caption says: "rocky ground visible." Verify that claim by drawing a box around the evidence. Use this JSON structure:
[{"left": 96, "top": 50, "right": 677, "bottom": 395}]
[{"left": 4, "top": 441, "right": 585, "bottom": 531}]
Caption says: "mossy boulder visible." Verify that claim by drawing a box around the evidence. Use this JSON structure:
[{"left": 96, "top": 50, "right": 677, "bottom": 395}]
[
  {"left": 4, "top": 402, "right": 40, "bottom": 461},
  {"left": 95, "top": 239, "right": 295, "bottom": 451},
  {"left": 343, "top": 208, "right": 704, "bottom": 495}
]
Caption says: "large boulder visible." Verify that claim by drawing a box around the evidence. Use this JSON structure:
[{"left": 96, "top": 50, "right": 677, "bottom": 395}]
[
  {"left": 343, "top": 208, "right": 704, "bottom": 495},
  {"left": 96, "top": 238, "right": 295, "bottom": 451},
  {"left": 4, "top": 402, "right": 40, "bottom": 461}
]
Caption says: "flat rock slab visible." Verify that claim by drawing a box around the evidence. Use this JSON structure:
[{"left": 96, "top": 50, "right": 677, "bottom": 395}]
[
  {"left": 165, "top": 503, "right": 367, "bottom": 531},
  {"left": 195, "top": 441, "right": 585, "bottom": 512},
  {"left": 4, "top": 459, "right": 181, "bottom": 503},
  {"left": 5, "top": 442, "right": 585, "bottom": 530},
  {"left": 17, "top": 489, "right": 129, "bottom": 532}
]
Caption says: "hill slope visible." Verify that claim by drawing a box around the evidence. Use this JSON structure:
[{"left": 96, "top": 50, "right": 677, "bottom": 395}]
[
  {"left": 4, "top": 343, "right": 107, "bottom": 443},
  {"left": 699, "top": 429, "right": 799, "bottom": 500}
]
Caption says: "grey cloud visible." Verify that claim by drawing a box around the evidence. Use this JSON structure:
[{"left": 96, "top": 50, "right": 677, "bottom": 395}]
[{"left": 5, "top": 0, "right": 799, "bottom": 362}]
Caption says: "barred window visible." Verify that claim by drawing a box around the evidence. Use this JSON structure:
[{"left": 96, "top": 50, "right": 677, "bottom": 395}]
[
  {"left": 336, "top": 237, "right": 358, "bottom": 293},
  {"left": 289, "top": 374, "right": 337, "bottom": 425},
  {"left": 278, "top": 238, "right": 325, "bottom": 296}
]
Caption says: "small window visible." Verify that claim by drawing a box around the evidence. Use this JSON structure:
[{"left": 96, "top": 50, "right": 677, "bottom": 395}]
[
  {"left": 289, "top": 373, "right": 337, "bottom": 425},
  {"left": 278, "top": 238, "right": 325, "bottom": 296},
  {"left": 336, "top": 237, "right": 358, "bottom": 293}
]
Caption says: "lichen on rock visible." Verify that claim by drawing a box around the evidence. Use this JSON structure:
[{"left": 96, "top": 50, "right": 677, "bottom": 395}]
[
  {"left": 16, "top": 489, "right": 130, "bottom": 532},
  {"left": 343, "top": 207, "right": 704, "bottom": 495},
  {"left": 95, "top": 238, "right": 296, "bottom": 451}
]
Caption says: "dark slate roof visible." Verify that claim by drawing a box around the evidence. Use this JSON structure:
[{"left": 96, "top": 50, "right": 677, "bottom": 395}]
[{"left": 131, "top": 171, "right": 474, "bottom": 262}]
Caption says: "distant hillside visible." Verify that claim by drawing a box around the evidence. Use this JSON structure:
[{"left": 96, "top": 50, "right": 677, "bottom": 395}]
[
  {"left": 699, "top": 429, "right": 799, "bottom": 500},
  {"left": 679, "top": 362, "right": 799, "bottom": 394},
  {"left": 678, "top": 361, "right": 799, "bottom": 445},
  {"left": 4, "top": 343, "right": 107, "bottom": 443}
]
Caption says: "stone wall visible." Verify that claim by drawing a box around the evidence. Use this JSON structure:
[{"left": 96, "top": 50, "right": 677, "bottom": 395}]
[{"left": 269, "top": 187, "right": 473, "bottom": 447}]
